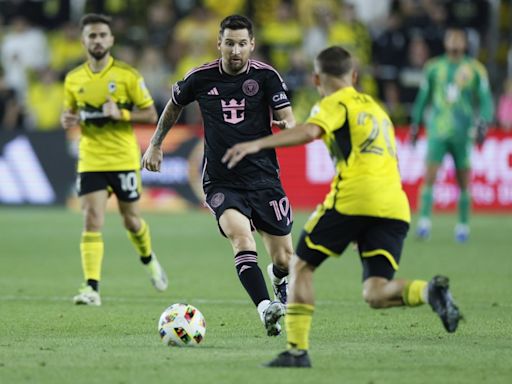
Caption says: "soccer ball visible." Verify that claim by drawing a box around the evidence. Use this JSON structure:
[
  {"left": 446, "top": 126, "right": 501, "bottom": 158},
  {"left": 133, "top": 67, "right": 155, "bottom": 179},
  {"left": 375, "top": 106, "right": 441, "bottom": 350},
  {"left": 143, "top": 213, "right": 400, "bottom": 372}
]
[{"left": 158, "top": 303, "right": 206, "bottom": 347}]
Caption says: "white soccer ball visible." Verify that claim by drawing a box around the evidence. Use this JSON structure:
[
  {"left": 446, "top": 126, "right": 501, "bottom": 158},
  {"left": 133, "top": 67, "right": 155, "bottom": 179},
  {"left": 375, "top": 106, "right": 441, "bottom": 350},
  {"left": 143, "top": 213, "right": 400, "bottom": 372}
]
[{"left": 158, "top": 303, "right": 206, "bottom": 347}]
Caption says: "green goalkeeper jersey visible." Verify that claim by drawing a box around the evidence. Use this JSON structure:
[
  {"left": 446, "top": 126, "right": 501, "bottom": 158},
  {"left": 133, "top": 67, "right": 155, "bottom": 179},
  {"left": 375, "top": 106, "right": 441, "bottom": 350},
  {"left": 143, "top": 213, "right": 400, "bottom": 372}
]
[{"left": 412, "top": 54, "right": 493, "bottom": 139}]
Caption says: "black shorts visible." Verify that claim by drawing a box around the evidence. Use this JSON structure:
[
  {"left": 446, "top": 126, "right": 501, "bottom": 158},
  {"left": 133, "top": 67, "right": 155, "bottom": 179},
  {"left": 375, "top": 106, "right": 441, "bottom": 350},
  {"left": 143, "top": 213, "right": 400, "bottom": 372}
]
[
  {"left": 295, "top": 207, "right": 409, "bottom": 280},
  {"left": 77, "top": 171, "right": 141, "bottom": 202},
  {"left": 204, "top": 185, "right": 293, "bottom": 237}
]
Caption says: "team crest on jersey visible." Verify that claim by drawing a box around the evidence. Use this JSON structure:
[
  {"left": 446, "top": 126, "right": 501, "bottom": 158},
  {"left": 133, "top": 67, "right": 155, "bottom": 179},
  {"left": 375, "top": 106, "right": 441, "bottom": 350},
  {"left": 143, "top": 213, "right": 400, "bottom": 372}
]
[
  {"left": 309, "top": 104, "right": 320, "bottom": 117},
  {"left": 210, "top": 192, "right": 225, "bottom": 208},
  {"left": 455, "top": 64, "right": 474, "bottom": 87},
  {"left": 242, "top": 79, "right": 259, "bottom": 96},
  {"left": 108, "top": 81, "right": 116, "bottom": 93}
]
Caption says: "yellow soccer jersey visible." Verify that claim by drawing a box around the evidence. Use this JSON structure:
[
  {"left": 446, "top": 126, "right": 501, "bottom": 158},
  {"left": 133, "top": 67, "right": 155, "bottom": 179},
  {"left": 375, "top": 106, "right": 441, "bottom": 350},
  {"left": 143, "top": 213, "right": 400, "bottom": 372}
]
[
  {"left": 306, "top": 86, "right": 410, "bottom": 222},
  {"left": 63, "top": 56, "right": 154, "bottom": 172}
]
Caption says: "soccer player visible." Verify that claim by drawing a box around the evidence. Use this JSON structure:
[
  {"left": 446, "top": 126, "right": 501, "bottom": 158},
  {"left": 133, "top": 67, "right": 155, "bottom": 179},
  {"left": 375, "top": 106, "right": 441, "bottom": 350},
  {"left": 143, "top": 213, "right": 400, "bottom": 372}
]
[
  {"left": 411, "top": 27, "right": 494, "bottom": 242},
  {"left": 142, "top": 15, "right": 294, "bottom": 336},
  {"left": 60, "top": 14, "right": 168, "bottom": 306},
  {"left": 223, "top": 46, "right": 462, "bottom": 368}
]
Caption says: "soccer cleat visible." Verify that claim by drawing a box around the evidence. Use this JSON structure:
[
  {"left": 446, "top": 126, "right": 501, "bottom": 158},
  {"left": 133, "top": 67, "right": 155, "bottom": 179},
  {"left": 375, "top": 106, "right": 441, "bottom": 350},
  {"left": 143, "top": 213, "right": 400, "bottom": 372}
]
[
  {"left": 267, "top": 264, "right": 288, "bottom": 304},
  {"left": 264, "top": 350, "right": 312, "bottom": 368},
  {"left": 415, "top": 217, "right": 431, "bottom": 240},
  {"left": 428, "top": 275, "right": 462, "bottom": 333},
  {"left": 146, "top": 253, "right": 168, "bottom": 292},
  {"left": 454, "top": 223, "right": 469, "bottom": 243},
  {"left": 262, "top": 300, "right": 286, "bottom": 336},
  {"left": 73, "top": 284, "right": 101, "bottom": 306}
]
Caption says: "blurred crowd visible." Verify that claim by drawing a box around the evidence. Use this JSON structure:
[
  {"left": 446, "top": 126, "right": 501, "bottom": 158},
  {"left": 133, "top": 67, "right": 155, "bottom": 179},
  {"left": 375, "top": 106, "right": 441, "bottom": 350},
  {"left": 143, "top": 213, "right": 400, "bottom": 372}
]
[{"left": 1, "top": 0, "right": 512, "bottom": 132}]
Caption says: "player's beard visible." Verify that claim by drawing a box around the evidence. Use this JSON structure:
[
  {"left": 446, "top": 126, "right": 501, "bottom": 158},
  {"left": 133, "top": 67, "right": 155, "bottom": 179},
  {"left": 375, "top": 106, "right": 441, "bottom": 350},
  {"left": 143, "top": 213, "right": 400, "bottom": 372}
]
[
  {"left": 89, "top": 47, "right": 109, "bottom": 61},
  {"left": 227, "top": 57, "right": 246, "bottom": 73},
  {"left": 447, "top": 48, "right": 464, "bottom": 59}
]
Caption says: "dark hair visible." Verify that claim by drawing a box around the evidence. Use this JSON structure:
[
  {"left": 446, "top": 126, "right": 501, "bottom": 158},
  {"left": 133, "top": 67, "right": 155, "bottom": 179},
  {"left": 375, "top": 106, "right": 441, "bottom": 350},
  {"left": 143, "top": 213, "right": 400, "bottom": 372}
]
[
  {"left": 219, "top": 14, "right": 254, "bottom": 38},
  {"left": 445, "top": 26, "right": 467, "bottom": 39},
  {"left": 79, "top": 13, "right": 112, "bottom": 31},
  {"left": 315, "top": 46, "right": 353, "bottom": 77}
]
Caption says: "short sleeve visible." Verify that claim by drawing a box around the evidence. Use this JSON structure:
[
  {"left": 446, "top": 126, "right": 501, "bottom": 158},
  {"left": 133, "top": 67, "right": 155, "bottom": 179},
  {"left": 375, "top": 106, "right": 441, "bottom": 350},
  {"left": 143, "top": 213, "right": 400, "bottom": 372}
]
[
  {"left": 63, "top": 75, "right": 76, "bottom": 110},
  {"left": 306, "top": 97, "right": 347, "bottom": 134},
  {"left": 128, "top": 71, "right": 154, "bottom": 109},
  {"left": 171, "top": 74, "right": 197, "bottom": 107},
  {"left": 263, "top": 69, "right": 291, "bottom": 110}
]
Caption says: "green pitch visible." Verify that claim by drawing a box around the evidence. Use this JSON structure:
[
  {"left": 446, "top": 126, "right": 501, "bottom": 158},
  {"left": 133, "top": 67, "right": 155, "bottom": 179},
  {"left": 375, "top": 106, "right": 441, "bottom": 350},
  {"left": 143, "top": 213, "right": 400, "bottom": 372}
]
[{"left": 0, "top": 208, "right": 510, "bottom": 384}]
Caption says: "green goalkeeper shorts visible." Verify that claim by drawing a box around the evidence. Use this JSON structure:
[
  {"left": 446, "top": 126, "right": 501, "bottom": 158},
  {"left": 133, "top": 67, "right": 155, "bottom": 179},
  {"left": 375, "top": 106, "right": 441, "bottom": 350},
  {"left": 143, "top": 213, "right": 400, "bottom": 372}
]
[{"left": 426, "top": 135, "right": 472, "bottom": 170}]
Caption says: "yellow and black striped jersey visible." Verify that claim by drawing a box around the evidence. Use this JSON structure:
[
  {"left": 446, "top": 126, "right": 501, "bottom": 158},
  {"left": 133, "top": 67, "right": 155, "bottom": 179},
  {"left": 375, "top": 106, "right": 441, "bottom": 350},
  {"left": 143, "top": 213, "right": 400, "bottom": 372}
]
[
  {"left": 306, "top": 86, "right": 410, "bottom": 222},
  {"left": 63, "top": 56, "right": 154, "bottom": 172}
]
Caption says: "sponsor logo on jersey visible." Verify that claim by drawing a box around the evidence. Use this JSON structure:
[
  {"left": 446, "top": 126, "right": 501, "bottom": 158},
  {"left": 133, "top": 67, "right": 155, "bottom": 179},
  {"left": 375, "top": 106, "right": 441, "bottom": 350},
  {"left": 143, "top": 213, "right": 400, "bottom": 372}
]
[
  {"left": 242, "top": 79, "right": 259, "bottom": 96},
  {"left": 221, "top": 98, "right": 245, "bottom": 124},
  {"left": 79, "top": 110, "right": 106, "bottom": 121},
  {"left": 108, "top": 81, "right": 116, "bottom": 93},
  {"left": 207, "top": 87, "right": 219, "bottom": 95}
]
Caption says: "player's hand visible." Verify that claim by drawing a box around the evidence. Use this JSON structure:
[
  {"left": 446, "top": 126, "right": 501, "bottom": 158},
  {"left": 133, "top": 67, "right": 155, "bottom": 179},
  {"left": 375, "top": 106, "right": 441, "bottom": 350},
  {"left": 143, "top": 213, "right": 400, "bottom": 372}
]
[
  {"left": 272, "top": 119, "right": 291, "bottom": 129},
  {"left": 410, "top": 123, "right": 419, "bottom": 147},
  {"left": 60, "top": 109, "right": 80, "bottom": 129},
  {"left": 141, "top": 144, "right": 163, "bottom": 172},
  {"left": 102, "top": 96, "right": 122, "bottom": 120},
  {"left": 222, "top": 141, "right": 261, "bottom": 169},
  {"left": 475, "top": 120, "right": 488, "bottom": 146}
]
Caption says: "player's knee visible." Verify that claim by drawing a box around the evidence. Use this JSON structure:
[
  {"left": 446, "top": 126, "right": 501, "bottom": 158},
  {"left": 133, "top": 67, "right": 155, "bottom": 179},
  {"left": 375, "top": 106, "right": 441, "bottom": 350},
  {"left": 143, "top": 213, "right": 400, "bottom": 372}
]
[
  {"left": 122, "top": 214, "right": 139, "bottom": 232},
  {"left": 228, "top": 233, "right": 256, "bottom": 252},
  {"left": 83, "top": 207, "right": 104, "bottom": 231},
  {"left": 290, "top": 255, "right": 314, "bottom": 275},
  {"left": 272, "top": 248, "right": 293, "bottom": 270}
]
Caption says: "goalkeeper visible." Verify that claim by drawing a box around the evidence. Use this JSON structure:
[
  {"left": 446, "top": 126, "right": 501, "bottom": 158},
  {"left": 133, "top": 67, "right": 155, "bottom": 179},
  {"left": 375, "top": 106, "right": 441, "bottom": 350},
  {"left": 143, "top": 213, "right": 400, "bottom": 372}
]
[{"left": 411, "top": 27, "right": 494, "bottom": 242}]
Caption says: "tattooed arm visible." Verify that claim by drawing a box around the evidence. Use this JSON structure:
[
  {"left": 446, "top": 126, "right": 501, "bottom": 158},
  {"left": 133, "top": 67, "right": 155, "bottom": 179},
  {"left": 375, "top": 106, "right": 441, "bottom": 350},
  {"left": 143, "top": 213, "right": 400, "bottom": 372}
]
[{"left": 141, "top": 99, "right": 183, "bottom": 172}]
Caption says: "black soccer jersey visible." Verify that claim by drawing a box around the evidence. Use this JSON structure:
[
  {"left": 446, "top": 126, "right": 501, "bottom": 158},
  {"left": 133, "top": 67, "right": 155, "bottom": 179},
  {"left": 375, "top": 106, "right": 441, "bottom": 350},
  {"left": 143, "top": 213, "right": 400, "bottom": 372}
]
[{"left": 172, "top": 59, "right": 291, "bottom": 190}]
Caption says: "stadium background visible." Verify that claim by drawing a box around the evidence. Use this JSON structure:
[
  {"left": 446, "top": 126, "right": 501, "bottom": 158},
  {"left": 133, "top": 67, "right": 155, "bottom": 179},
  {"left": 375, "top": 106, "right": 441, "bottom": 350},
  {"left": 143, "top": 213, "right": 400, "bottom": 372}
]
[{"left": 1, "top": 0, "right": 512, "bottom": 211}]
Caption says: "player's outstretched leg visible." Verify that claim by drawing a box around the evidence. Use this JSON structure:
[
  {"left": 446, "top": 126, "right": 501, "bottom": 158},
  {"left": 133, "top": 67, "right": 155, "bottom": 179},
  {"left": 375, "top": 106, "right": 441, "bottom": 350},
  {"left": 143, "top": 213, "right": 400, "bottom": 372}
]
[
  {"left": 428, "top": 275, "right": 462, "bottom": 332},
  {"left": 144, "top": 252, "right": 168, "bottom": 292},
  {"left": 267, "top": 263, "right": 288, "bottom": 304},
  {"left": 260, "top": 300, "right": 286, "bottom": 336},
  {"left": 264, "top": 350, "right": 312, "bottom": 368},
  {"left": 126, "top": 218, "right": 168, "bottom": 291}
]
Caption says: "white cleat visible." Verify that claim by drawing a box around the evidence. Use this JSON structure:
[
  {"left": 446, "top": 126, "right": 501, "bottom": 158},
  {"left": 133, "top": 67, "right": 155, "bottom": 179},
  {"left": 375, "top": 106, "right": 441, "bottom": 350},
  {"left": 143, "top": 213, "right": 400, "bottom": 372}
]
[
  {"left": 73, "top": 285, "right": 101, "bottom": 306},
  {"left": 146, "top": 253, "right": 168, "bottom": 292},
  {"left": 261, "top": 300, "right": 286, "bottom": 336}
]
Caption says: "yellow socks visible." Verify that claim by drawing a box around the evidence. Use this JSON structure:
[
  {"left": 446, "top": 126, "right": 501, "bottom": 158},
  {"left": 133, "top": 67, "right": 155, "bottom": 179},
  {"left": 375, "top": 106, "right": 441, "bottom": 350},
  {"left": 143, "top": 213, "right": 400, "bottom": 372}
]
[
  {"left": 80, "top": 232, "right": 104, "bottom": 282},
  {"left": 403, "top": 280, "right": 428, "bottom": 306},
  {"left": 285, "top": 303, "right": 315, "bottom": 351},
  {"left": 127, "top": 219, "right": 152, "bottom": 257}
]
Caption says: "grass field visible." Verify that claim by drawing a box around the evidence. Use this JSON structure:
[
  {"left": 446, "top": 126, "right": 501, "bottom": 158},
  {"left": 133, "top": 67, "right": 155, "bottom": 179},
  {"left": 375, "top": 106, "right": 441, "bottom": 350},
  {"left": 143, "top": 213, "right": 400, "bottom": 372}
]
[{"left": 0, "top": 208, "right": 511, "bottom": 384}]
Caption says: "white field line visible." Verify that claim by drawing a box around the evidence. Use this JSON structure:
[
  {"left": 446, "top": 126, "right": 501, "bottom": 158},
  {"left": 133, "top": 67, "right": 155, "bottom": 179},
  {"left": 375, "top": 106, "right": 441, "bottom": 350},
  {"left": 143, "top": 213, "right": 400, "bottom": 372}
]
[{"left": 0, "top": 295, "right": 354, "bottom": 306}]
